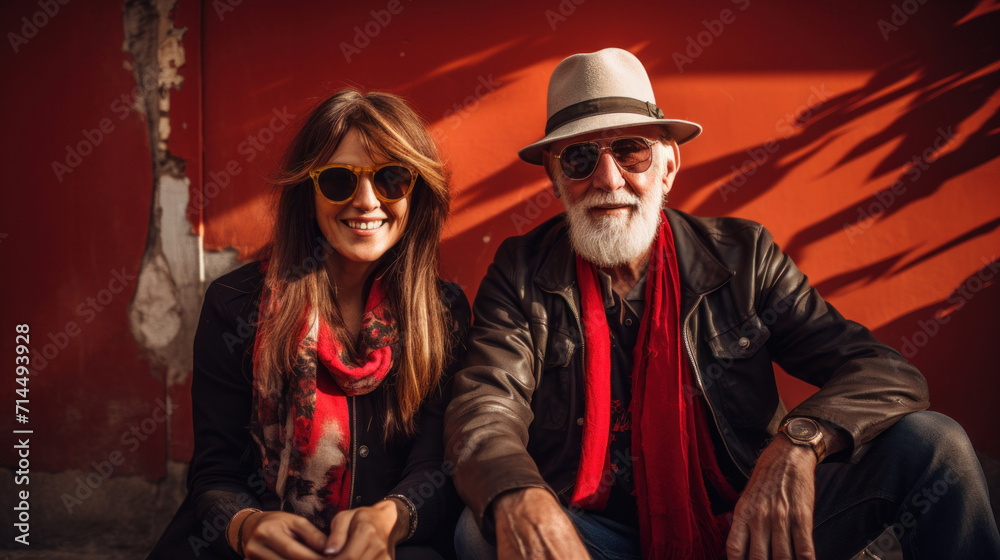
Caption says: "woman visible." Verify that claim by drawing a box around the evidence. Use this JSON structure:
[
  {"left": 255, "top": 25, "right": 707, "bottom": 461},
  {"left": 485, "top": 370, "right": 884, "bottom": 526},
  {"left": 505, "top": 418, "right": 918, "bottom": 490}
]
[{"left": 148, "top": 89, "right": 469, "bottom": 560}]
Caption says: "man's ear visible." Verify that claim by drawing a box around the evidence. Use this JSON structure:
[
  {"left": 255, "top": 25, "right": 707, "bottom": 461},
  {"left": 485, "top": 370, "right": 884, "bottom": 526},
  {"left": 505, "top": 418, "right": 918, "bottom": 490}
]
[
  {"left": 667, "top": 139, "right": 681, "bottom": 175},
  {"left": 661, "top": 140, "right": 681, "bottom": 196}
]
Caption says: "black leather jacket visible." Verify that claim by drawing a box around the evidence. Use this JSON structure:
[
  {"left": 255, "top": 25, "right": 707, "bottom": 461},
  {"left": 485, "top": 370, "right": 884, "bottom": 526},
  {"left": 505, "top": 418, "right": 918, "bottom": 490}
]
[
  {"left": 148, "top": 263, "right": 470, "bottom": 559},
  {"left": 444, "top": 209, "right": 928, "bottom": 531}
]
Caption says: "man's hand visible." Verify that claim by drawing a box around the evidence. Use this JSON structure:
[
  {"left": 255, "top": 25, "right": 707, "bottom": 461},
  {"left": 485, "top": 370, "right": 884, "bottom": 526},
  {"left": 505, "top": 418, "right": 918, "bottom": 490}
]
[
  {"left": 493, "top": 487, "right": 590, "bottom": 560},
  {"left": 239, "top": 510, "right": 328, "bottom": 560},
  {"left": 726, "top": 435, "right": 818, "bottom": 560},
  {"left": 325, "top": 500, "right": 406, "bottom": 560}
]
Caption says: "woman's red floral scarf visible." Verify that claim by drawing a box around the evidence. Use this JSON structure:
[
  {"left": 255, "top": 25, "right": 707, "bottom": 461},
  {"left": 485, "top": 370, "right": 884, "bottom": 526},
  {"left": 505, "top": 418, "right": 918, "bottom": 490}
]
[{"left": 249, "top": 275, "right": 398, "bottom": 530}]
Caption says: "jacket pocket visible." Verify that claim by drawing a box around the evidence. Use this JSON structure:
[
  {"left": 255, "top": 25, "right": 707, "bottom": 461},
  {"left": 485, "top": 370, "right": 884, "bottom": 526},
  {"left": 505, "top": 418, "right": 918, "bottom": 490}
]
[
  {"left": 708, "top": 312, "right": 770, "bottom": 359},
  {"left": 704, "top": 312, "right": 778, "bottom": 428},
  {"left": 535, "top": 331, "right": 575, "bottom": 431}
]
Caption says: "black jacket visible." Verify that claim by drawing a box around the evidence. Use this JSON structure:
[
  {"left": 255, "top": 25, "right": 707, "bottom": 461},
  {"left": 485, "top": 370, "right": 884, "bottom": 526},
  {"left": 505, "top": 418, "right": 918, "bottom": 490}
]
[
  {"left": 147, "top": 262, "right": 470, "bottom": 559},
  {"left": 444, "top": 209, "right": 929, "bottom": 533}
]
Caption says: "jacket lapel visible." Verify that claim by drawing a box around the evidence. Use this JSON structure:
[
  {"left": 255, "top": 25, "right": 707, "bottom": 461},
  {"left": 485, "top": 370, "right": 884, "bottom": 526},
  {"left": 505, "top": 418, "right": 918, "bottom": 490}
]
[
  {"left": 533, "top": 219, "right": 583, "bottom": 319},
  {"left": 664, "top": 209, "right": 735, "bottom": 317}
]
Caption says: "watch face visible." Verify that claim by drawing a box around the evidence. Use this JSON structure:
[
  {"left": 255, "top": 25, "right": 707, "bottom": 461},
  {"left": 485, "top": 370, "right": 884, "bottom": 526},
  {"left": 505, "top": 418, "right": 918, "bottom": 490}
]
[{"left": 787, "top": 418, "right": 819, "bottom": 440}]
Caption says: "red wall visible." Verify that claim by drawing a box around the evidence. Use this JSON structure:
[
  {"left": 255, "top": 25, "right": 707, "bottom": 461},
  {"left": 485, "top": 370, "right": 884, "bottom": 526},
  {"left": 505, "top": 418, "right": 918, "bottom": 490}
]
[
  {"left": 1, "top": 1, "right": 163, "bottom": 475},
  {"left": 2, "top": 0, "right": 998, "bottom": 480}
]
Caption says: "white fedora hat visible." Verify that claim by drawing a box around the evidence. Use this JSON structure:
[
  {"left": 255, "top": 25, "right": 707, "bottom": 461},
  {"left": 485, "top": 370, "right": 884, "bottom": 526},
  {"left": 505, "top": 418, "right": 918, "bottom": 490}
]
[{"left": 518, "top": 48, "right": 702, "bottom": 165}]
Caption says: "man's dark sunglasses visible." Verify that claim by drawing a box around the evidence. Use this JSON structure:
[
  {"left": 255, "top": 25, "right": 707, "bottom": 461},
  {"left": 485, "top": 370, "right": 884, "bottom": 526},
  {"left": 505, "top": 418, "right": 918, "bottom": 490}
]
[{"left": 553, "top": 137, "right": 659, "bottom": 180}]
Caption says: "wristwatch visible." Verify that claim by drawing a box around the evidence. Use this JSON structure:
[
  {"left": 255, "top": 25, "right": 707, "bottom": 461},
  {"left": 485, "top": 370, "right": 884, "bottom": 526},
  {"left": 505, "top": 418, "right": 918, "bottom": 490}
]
[{"left": 778, "top": 417, "right": 827, "bottom": 462}]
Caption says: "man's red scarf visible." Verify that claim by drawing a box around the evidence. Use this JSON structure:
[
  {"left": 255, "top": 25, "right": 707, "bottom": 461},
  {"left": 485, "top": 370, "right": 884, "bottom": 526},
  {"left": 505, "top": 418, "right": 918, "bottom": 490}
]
[
  {"left": 250, "top": 271, "right": 398, "bottom": 530},
  {"left": 572, "top": 217, "right": 739, "bottom": 559}
]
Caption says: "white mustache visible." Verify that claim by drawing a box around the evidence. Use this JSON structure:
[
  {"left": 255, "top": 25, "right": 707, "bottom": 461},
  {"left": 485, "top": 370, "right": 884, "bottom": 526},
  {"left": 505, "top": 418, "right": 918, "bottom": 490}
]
[{"left": 581, "top": 191, "right": 641, "bottom": 210}]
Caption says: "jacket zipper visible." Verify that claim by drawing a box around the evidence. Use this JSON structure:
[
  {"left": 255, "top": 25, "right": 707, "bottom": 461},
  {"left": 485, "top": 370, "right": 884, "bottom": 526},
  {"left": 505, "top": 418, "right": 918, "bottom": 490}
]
[
  {"left": 348, "top": 395, "right": 358, "bottom": 506},
  {"left": 682, "top": 296, "right": 750, "bottom": 479}
]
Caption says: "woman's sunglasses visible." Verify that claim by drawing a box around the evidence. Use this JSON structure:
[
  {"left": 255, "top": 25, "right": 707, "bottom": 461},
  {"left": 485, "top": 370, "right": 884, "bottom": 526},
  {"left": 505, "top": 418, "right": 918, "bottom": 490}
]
[
  {"left": 552, "top": 136, "right": 659, "bottom": 180},
  {"left": 309, "top": 163, "right": 418, "bottom": 204}
]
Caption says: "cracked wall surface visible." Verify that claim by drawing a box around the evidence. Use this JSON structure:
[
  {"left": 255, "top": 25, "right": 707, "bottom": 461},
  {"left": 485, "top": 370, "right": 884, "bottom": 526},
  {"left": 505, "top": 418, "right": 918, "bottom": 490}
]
[
  {"left": 0, "top": 1, "right": 237, "bottom": 553},
  {"left": 124, "top": 0, "right": 237, "bottom": 393}
]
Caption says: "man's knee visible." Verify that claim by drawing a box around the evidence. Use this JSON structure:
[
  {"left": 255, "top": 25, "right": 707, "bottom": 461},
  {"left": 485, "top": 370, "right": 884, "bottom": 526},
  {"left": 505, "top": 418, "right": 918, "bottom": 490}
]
[
  {"left": 874, "top": 411, "right": 982, "bottom": 481},
  {"left": 880, "top": 411, "right": 972, "bottom": 457},
  {"left": 890, "top": 410, "right": 964, "bottom": 437}
]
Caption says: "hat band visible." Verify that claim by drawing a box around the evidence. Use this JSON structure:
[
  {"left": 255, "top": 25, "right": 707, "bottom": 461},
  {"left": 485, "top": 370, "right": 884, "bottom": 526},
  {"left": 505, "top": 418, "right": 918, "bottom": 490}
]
[{"left": 544, "top": 96, "right": 665, "bottom": 135}]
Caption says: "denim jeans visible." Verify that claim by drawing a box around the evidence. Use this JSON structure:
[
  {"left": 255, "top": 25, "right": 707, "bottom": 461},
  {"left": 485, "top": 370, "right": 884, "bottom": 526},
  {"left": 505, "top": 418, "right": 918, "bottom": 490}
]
[
  {"left": 811, "top": 411, "right": 1000, "bottom": 559},
  {"left": 454, "top": 412, "right": 1000, "bottom": 559},
  {"left": 454, "top": 505, "right": 642, "bottom": 560}
]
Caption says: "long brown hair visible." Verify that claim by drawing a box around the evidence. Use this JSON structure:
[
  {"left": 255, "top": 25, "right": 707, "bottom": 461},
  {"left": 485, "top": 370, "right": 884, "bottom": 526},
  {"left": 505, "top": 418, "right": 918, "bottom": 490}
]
[{"left": 256, "top": 89, "right": 452, "bottom": 439}]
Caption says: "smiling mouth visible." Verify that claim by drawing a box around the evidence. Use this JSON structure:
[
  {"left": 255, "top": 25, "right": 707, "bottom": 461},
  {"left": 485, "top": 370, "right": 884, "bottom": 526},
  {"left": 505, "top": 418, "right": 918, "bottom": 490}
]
[{"left": 344, "top": 219, "right": 385, "bottom": 230}]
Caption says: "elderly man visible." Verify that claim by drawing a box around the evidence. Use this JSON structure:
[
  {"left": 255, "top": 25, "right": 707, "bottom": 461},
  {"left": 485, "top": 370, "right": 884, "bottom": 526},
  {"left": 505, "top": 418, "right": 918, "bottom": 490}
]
[{"left": 444, "top": 48, "right": 1000, "bottom": 560}]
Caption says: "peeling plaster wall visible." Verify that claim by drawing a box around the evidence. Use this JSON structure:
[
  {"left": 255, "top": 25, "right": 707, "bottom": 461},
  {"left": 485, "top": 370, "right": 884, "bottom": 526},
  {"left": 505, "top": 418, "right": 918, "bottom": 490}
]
[
  {"left": 124, "top": 0, "right": 237, "bottom": 394},
  {"left": 114, "top": 3, "right": 239, "bottom": 550},
  {"left": 2, "top": 0, "right": 237, "bottom": 553},
  {"left": 124, "top": 0, "right": 194, "bottom": 386}
]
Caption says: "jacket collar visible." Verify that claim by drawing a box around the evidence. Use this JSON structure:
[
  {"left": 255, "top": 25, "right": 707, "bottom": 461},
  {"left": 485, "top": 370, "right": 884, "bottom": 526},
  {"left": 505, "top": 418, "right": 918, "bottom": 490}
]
[
  {"left": 664, "top": 209, "right": 735, "bottom": 312},
  {"left": 533, "top": 209, "right": 734, "bottom": 313},
  {"left": 533, "top": 218, "right": 578, "bottom": 303}
]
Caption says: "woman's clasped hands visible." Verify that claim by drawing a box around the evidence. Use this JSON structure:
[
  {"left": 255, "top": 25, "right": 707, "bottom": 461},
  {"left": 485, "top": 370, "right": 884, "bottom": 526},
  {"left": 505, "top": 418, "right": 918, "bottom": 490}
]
[{"left": 237, "top": 499, "right": 408, "bottom": 560}]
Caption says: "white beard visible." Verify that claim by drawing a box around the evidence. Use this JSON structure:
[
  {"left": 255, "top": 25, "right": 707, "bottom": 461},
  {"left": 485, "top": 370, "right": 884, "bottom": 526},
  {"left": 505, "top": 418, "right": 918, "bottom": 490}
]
[{"left": 558, "top": 184, "right": 664, "bottom": 267}]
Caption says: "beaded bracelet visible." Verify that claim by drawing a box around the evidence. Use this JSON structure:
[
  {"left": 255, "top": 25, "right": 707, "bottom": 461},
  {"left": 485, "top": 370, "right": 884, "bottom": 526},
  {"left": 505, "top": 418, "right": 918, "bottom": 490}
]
[{"left": 384, "top": 494, "right": 418, "bottom": 541}]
